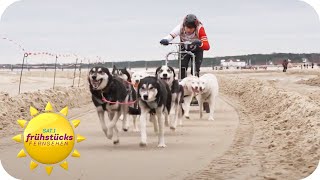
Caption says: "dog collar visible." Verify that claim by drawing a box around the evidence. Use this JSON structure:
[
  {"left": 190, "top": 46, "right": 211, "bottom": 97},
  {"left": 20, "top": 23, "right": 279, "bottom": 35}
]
[
  {"left": 146, "top": 101, "right": 158, "bottom": 109},
  {"left": 141, "top": 100, "right": 158, "bottom": 115}
]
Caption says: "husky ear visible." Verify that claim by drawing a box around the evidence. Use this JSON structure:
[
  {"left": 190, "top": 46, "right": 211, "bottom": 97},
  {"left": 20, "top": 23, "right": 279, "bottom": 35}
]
[
  {"left": 155, "top": 66, "right": 161, "bottom": 77},
  {"left": 106, "top": 68, "right": 113, "bottom": 82},
  {"left": 169, "top": 66, "right": 175, "bottom": 78},
  {"left": 112, "top": 65, "right": 116, "bottom": 74},
  {"left": 102, "top": 67, "right": 111, "bottom": 76}
]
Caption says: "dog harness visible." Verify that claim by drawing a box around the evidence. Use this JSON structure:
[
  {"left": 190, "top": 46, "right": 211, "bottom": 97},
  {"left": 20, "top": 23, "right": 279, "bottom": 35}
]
[
  {"left": 101, "top": 92, "right": 136, "bottom": 105},
  {"left": 183, "top": 85, "right": 199, "bottom": 97},
  {"left": 202, "top": 92, "right": 211, "bottom": 101},
  {"left": 142, "top": 100, "right": 160, "bottom": 115},
  {"left": 99, "top": 78, "right": 137, "bottom": 105}
]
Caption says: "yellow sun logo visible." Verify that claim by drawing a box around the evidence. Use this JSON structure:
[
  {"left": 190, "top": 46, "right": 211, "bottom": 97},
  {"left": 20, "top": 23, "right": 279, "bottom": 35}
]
[{"left": 12, "top": 102, "right": 85, "bottom": 175}]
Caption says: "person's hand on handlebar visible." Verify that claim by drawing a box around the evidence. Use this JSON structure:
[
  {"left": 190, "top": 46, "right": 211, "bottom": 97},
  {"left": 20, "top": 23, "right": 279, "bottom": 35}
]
[
  {"left": 160, "top": 39, "right": 169, "bottom": 46},
  {"left": 191, "top": 39, "right": 202, "bottom": 47}
]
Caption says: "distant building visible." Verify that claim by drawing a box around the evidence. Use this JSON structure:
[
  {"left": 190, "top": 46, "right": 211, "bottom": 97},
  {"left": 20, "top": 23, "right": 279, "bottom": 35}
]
[{"left": 220, "top": 58, "right": 246, "bottom": 67}]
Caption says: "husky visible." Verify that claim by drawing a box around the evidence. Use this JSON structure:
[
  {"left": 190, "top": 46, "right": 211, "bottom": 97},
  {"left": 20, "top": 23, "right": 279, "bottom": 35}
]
[
  {"left": 112, "top": 65, "right": 139, "bottom": 131},
  {"left": 137, "top": 76, "right": 172, "bottom": 147},
  {"left": 197, "top": 74, "right": 219, "bottom": 121},
  {"left": 131, "top": 70, "right": 155, "bottom": 130},
  {"left": 155, "top": 65, "right": 184, "bottom": 130},
  {"left": 131, "top": 71, "right": 149, "bottom": 90},
  {"left": 88, "top": 66, "right": 139, "bottom": 144},
  {"left": 112, "top": 65, "right": 131, "bottom": 82},
  {"left": 179, "top": 76, "right": 201, "bottom": 119}
]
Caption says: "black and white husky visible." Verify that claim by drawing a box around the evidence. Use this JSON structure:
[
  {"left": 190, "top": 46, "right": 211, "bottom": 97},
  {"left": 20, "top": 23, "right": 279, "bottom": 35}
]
[
  {"left": 88, "top": 66, "right": 139, "bottom": 144},
  {"left": 137, "top": 76, "right": 172, "bottom": 147},
  {"left": 112, "top": 65, "right": 131, "bottom": 82},
  {"left": 155, "top": 65, "right": 184, "bottom": 130},
  {"left": 112, "top": 65, "right": 139, "bottom": 131}
]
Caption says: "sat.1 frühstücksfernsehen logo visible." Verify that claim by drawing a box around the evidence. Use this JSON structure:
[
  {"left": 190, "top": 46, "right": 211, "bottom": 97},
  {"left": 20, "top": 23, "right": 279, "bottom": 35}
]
[{"left": 12, "top": 102, "right": 85, "bottom": 175}]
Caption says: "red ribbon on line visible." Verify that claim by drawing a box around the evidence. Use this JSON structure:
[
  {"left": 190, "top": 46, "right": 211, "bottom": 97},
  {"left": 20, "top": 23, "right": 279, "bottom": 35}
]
[
  {"left": 101, "top": 97, "right": 137, "bottom": 105},
  {"left": 1, "top": 36, "right": 26, "bottom": 52}
]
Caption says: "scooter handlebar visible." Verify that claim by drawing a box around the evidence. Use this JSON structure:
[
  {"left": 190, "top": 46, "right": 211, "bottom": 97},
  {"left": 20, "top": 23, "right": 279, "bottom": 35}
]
[{"left": 168, "top": 41, "right": 192, "bottom": 45}]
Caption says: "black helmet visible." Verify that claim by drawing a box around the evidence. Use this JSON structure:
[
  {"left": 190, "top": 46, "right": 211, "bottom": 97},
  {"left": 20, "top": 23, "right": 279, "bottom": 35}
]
[{"left": 184, "top": 14, "right": 198, "bottom": 28}]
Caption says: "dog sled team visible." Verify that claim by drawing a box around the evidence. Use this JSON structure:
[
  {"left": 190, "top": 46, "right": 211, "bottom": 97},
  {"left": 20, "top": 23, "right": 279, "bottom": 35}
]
[{"left": 87, "top": 14, "right": 219, "bottom": 148}]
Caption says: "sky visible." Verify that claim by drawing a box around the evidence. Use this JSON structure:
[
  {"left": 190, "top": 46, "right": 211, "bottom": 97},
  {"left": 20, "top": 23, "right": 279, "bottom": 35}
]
[{"left": 0, "top": 0, "right": 320, "bottom": 64}]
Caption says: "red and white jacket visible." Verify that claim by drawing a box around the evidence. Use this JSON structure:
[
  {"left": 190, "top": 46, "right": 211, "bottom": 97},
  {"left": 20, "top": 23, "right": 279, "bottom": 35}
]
[{"left": 164, "top": 22, "right": 210, "bottom": 51}]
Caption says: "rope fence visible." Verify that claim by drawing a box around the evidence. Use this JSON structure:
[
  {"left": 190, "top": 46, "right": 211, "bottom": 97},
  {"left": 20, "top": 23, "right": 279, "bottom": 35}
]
[
  {"left": 0, "top": 36, "right": 98, "bottom": 94},
  {"left": 1, "top": 35, "right": 222, "bottom": 95}
]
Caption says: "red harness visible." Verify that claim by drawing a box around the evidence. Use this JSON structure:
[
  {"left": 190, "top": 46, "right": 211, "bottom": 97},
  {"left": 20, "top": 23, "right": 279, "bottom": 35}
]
[
  {"left": 100, "top": 80, "right": 137, "bottom": 105},
  {"left": 101, "top": 97, "right": 137, "bottom": 105}
]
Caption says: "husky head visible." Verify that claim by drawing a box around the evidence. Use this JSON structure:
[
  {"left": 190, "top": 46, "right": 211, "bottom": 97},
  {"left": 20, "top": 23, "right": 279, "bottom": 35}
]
[
  {"left": 88, "top": 66, "right": 111, "bottom": 90},
  {"left": 155, "top": 65, "right": 175, "bottom": 86},
  {"left": 132, "top": 71, "right": 148, "bottom": 87},
  {"left": 181, "top": 76, "right": 200, "bottom": 93},
  {"left": 112, "top": 65, "right": 131, "bottom": 82},
  {"left": 199, "top": 78, "right": 209, "bottom": 94},
  {"left": 138, "top": 77, "right": 160, "bottom": 103},
  {"left": 190, "top": 77, "right": 200, "bottom": 93}
]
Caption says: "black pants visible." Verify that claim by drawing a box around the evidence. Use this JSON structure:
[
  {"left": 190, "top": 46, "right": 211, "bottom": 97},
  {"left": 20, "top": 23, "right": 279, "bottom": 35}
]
[
  {"left": 181, "top": 47, "right": 203, "bottom": 79},
  {"left": 283, "top": 66, "right": 287, "bottom": 72}
]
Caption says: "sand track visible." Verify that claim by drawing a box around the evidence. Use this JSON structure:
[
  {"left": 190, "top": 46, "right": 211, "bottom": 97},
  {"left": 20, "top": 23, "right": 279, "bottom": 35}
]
[{"left": 0, "top": 97, "right": 240, "bottom": 180}]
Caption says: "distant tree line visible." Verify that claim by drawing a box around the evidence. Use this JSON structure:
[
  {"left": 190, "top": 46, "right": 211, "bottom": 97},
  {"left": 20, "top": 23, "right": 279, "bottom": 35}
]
[
  {"left": 1, "top": 53, "right": 319, "bottom": 70},
  {"left": 105, "top": 53, "right": 320, "bottom": 68}
]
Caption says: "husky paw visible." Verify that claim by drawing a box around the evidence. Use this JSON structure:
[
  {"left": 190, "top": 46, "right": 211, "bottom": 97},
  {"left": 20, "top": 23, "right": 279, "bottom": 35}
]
[
  {"left": 133, "top": 128, "right": 140, "bottom": 132},
  {"left": 123, "top": 128, "right": 128, "bottom": 132},
  {"left": 139, "top": 142, "right": 147, "bottom": 147},
  {"left": 113, "top": 140, "right": 120, "bottom": 145},
  {"left": 185, "top": 116, "right": 190, "bottom": 119},
  {"left": 157, "top": 143, "right": 167, "bottom": 148},
  {"left": 208, "top": 117, "right": 214, "bottom": 121},
  {"left": 106, "top": 133, "right": 113, "bottom": 140}
]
